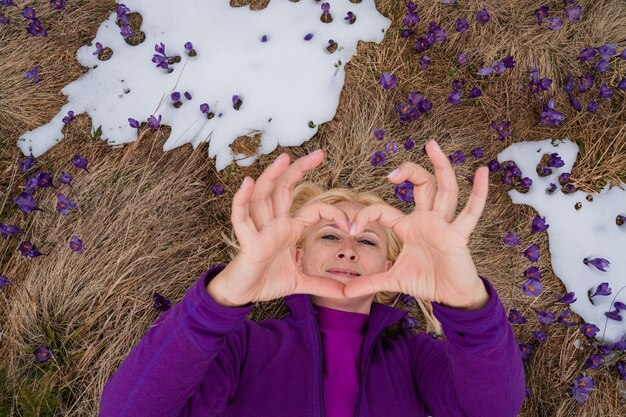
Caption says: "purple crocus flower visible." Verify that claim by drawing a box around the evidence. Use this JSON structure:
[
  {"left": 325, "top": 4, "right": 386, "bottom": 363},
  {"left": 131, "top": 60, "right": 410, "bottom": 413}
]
[
  {"left": 0, "top": 275, "right": 12, "bottom": 290},
  {"left": 519, "top": 343, "right": 533, "bottom": 361},
  {"left": 211, "top": 184, "right": 224, "bottom": 197},
  {"left": 419, "top": 55, "right": 431, "bottom": 70},
  {"left": 371, "top": 150, "right": 385, "bottom": 166},
  {"left": 594, "top": 59, "right": 609, "bottom": 73},
  {"left": 547, "top": 17, "right": 563, "bottom": 30},
  {"left": 583, "top": 257, "right": 610, "bottom": 272},
  {"left": 19, "top": 241, "right": 43, "bottom": 257},
  {"left": 605, "top": 309, "right": 622, "bottom": 321},
  {"left": 503, "top": 56, "right": 516, "bottom": 68},
  {"left": 457, "top": 53, "right": 469, "bottom": 65},
  {"left": 522, "top": 279, "right": 543, "bottom": 297},
  {"left": 452, "top": 79, "right": 466, "bottom": 92},
  {"left": 171, "top": 92, "right": 181, "bottom": 103},
  {"left": 184, "top": 91, "right": 192, "bottom": 100},
  {"left": 470, "top": 148, "right": 483, "bottom": 159},
  {"left": 524, "top": 266, "right": 541, "bottom": 281},
  {"left": 618, "top": 79, "right": 626, "bottom": 90},
  {"left": 69, "top": 235, "right": 83, "bottom": 253},
  {"left": 535, "top": 6, "right": 549, "bottom": 25},
  {"left": 476, "top": 8, "right": 490, "bottom": 24},
  {"left": 503, "top": 231, "right": 520, "bottom": 247},
  {"left": 374, "top": 129, "right": 385, "bottom": 140},
  {"left": 261, "top": 34, "right": 268, "bottom": 42},
  {"left": 62, "top": 111, "right": 75, "bottom": 124},
  {"left": 36, "top": 171, "right": 55, "bottom": 188},
  {"left": 22, "top": 6, "right": 36, "bottom": 19},
  {"left": 200, "top": 103, "right": 209, "bottom": 114},
  {"left": 380, "top": 72, "right": 397, "bottom": 89},
  {"left": 447, "top": 92, "right": 462, "bottom": 105},
  {"left": 565, "top": 5, "right": 582, "bottom": 21},
  {"left": 540, "top": 98, "right": 565, "bottom": 126},
  {"left": 454, "top": 18, "right": 469, "bottom": 32},
  {"left": 0, "top": 0, "right": 16, "bottom": 6},
  {"left": 579, "top": 72, "right": 594, "bottom": 92},
  {"left": 587, "top": 100, "right": 599, "bottom": 113},
  {"left": 128, "top": 118, "right": 140, "bottom": 128},
  {"left": 490, "top": 121, "right": 511, "bottom": 140},
  {"left": 487, "top": 159, "right": 501, "bottom": 172},
  {"left": 27, "top": 19, "right": 47, "bottom": 37},
  {"left": 56, "top": 193, "right": 78, "bottom": 217},
  {"left": 556, "top": 292, "right": 577, "bottom": 304},
  {"left": 344, "top": 12, "right": 356, "bottom": 24},
  {"left": 449, "top": 150, "right": 465, "bottom": 164},
  {"left": 403, "top": 139, "right": 414, "bottom": 151},
  {"left": 581, "top": 323, "right": 599, "bottom": 339},
  {"left": 598, "top": 83, "right": 612, "bottom": 99},
  {"left": 558, "top": 309, "right": 577, "bottom": 327},
  {"left": 304, "top": 33, "right": 313, "bottom": 41},
  {"left": 25, "top": 67, "right": 40, "bottom": 84},
  {"left": 13, "top": 192, "right": 41, "bottom": 215},
  {"left": 395, "top": 180, "right": 414, "bottom": 203},
  {"left": 586, "top": 354, "right": 602, "bottom": 369},
  {"left": 147, "top": 114, "right": 162, "bottom": 129},
  {"left": 403, "top": 13, "right": 419, "bottom": 29},
  {"left": 384, "top": 142, "right": 398, "bottom": 155},
  {"left": 0, "top": 224, "right": 23, "bottom": 239},
  {"left": 590, "top": 283, "right": 611, "bottom": 298},
  {"left": 558, "top": 172, "right": 571, "bottom": 185},
  {"left": 0, "top": 14, "right": 8, "bottom": 25},
  {"left": 531, "top": 215, "right": 549, "bottom": 232},
  {"left": 73, "top": 155, "right": 90, "bottom": 173},
  {"left": 93, "top": 42, "right": 104, "bottom": 55},
  {"left": 120, "top": 24, "right": 134, "bottom": 38},
  {"left": 153, "top": 292, "right": 171, "bottom": 312},
  {"left": 547, "top": 152, "right": 564, "bottom": 168},
  {"left": 58, "top": 172, "right": 72, "bottom": 187},
  {"left": 572, "top": 376, "right": 593, "bottom": 403},
  {"left": 536, "top": 310, "right": 556, "bottom": 325},
  {"left": 18, "top": 154, "right": 37, "bottom": 172},
  {"left": 534, "top": 331, "right": 548, "bottom": 344},
  {"left": 508, "top": 309, "right": 528, "bottom": 324},
  {"left": 597, "top": 43, "right": 616, "bottom": 60},
  {"left": 50, "top": 0, "right": 66, "bottom": 10},
  {"left": 579, "top": 48, "right": 596, "bottom": 62},
  {"left": 34, "top": 345, "right": 53, "bottom": 363},
  {"left": 568, "top": 93, "right": 582, "bottom": 112},
  {"left": 468, "top": 87, "right": 482, "bottom": 98},
  {"left": 524, "top": 244, "right": 540, "bottom": 262}
]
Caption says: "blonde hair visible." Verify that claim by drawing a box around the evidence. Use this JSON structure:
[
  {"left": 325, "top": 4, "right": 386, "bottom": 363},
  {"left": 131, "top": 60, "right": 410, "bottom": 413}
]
[{"left": 222, "top": 181, "right": 442, "bottom": 335}]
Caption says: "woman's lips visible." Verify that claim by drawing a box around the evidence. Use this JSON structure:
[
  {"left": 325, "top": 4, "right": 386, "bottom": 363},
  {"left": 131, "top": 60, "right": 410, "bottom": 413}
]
[{"left": 328, "top": 271, "right": 359, "bottom": 277}]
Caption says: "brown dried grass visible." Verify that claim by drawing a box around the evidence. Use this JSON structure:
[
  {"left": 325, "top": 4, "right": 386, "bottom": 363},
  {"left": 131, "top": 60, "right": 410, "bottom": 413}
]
[{"left": 0, "top": 0, "right": 625, "bottom": 415}]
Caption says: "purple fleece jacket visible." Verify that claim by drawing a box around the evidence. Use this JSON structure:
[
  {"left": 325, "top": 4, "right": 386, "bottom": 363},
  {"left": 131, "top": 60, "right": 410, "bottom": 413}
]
[{"left": 99, "top": 264, "right": 526, "bottom": 417}]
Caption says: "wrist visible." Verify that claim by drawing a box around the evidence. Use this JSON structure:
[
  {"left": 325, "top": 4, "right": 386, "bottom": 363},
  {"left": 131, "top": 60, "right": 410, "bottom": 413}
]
[{"left": 206, "top": 279, "right": 246, "bottom": 308}]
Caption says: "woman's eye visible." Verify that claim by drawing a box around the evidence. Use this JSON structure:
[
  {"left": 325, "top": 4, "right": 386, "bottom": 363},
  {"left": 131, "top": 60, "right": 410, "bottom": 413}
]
[{"left": 322, "top": 235, "right": 376, "bottom": 246}]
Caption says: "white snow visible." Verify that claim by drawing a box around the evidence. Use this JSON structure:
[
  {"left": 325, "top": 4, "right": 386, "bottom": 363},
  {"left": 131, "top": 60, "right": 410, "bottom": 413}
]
[
  {"left": 498, "top": 139, "right": 626, "bottom": 345},
  {"left": 16, "top": 0, "right": 391, "bottom": 171}
]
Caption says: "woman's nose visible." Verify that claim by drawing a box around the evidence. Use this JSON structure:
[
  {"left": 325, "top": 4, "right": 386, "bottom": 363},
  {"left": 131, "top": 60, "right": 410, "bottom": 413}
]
[{"left": 337, "top": 242, "right": 358, "bottom": 260}]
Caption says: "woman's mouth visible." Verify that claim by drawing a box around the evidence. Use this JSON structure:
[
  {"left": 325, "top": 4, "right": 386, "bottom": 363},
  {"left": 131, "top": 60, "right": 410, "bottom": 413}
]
[{"left": 327, "top": 270, "right": 360, "bottom": 278}]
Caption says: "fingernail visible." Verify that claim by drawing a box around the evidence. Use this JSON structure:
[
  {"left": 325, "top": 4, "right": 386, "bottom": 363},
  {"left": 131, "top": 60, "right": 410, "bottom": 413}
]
[
  {"left": 272, "top": 153, "right": 285, "bottom": 165},
  {"left": 387, "top": 168, "right": 400, "bottom": 178},
  {"left": 349, "top": 223, "right": 357, "bottom": 235},
  {"left": 240, "top": 177, "right": 247, "bottom": 189},
  {"left": 309, "top": 149, "right": 322, "bottom": 156}
]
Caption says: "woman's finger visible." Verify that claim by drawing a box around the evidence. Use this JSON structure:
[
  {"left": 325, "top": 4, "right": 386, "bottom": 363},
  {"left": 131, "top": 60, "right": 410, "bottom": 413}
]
[
  {"left": 292, "top": 200, "right": 352, "bottom": 235},
  {"left": 231, "top": 176, "right": 259, "bottom": 248},
  {"left": 452, "top": 166, "right": 489, "bottom": 238},
  {"left": 348, "top": 203, "right": 405, "bottom": 238},
  {"left": 297, "top": 272, "right": 348, "bottom": 299},
  {"left": 342, "top": 270, "right": 400, "bottom": 299},
  {"left": 248, "top": 152, "right": 291, "bottom": 230},
  {"left": 426, "top": 140, "right": 459, "bottom": 223},
  {"left": 272, "top": 149, "right": 325, "bottom": 218}
]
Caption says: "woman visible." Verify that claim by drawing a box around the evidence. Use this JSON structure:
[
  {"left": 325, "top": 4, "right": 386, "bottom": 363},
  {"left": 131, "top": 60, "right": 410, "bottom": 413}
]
[{"left": 99, "top": 140, "right": 526, "bottom": 417}]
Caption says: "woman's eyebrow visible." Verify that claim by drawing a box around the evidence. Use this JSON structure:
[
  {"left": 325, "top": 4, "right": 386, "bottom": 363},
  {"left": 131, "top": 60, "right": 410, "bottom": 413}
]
[{"left": 321, "top": 223, "right": 381, "bottom": 238}]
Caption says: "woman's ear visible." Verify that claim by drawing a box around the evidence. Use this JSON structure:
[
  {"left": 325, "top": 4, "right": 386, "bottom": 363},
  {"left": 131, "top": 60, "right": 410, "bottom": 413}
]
[
  {"left": 295, "top": 247, "right": 303, "bottom": 265},
  {"left": 385, "top": 260, "right": 392, "bottom": 271}
]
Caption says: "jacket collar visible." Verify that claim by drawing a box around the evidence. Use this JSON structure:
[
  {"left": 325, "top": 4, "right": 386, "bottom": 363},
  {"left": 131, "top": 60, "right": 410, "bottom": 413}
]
[{"left": 283, "top": 293, "right": 408, "bottom": 331}]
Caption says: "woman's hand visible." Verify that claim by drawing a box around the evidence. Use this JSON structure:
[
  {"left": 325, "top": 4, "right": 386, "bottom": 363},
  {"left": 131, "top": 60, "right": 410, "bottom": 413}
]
[
  {"left": 343, "top": 140, "right": 490, "bottom": 310},
  {"left": 212, "top": 149, "right": 353, "bottom": 306}
]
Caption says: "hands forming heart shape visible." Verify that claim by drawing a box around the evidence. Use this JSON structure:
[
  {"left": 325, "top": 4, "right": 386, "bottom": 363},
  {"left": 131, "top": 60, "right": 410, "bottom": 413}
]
[{"left": 229, "top": 140, "right": 490, "bottom": 310}]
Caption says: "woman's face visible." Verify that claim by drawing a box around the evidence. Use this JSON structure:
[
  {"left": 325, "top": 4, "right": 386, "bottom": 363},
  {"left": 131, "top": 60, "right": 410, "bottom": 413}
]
[{"left": 295, "top": 201, "right": 393, "bottom": 314}]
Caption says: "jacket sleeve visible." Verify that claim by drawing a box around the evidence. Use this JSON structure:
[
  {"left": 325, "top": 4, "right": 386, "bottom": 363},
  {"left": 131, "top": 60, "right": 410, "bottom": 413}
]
[
  {"left": 409, "top": 276, "right": 526, "bottom": 417},
  {"left": 99, "top": 264, "right": 255, "bottom": 417}
]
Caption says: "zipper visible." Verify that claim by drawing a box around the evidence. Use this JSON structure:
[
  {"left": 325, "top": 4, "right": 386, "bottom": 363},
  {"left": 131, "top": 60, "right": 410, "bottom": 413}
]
[
  {"left": 354, "top": 328, "right": 384, "bottom": 417},
  {"left": 309, "top": 298, "right": 325, "bottom": 417}
]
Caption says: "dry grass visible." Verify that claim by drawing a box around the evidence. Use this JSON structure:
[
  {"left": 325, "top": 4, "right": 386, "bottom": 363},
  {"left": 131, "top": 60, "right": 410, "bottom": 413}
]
[{"left": 1, "top": 0, "right": 625, "bottom": 415}]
